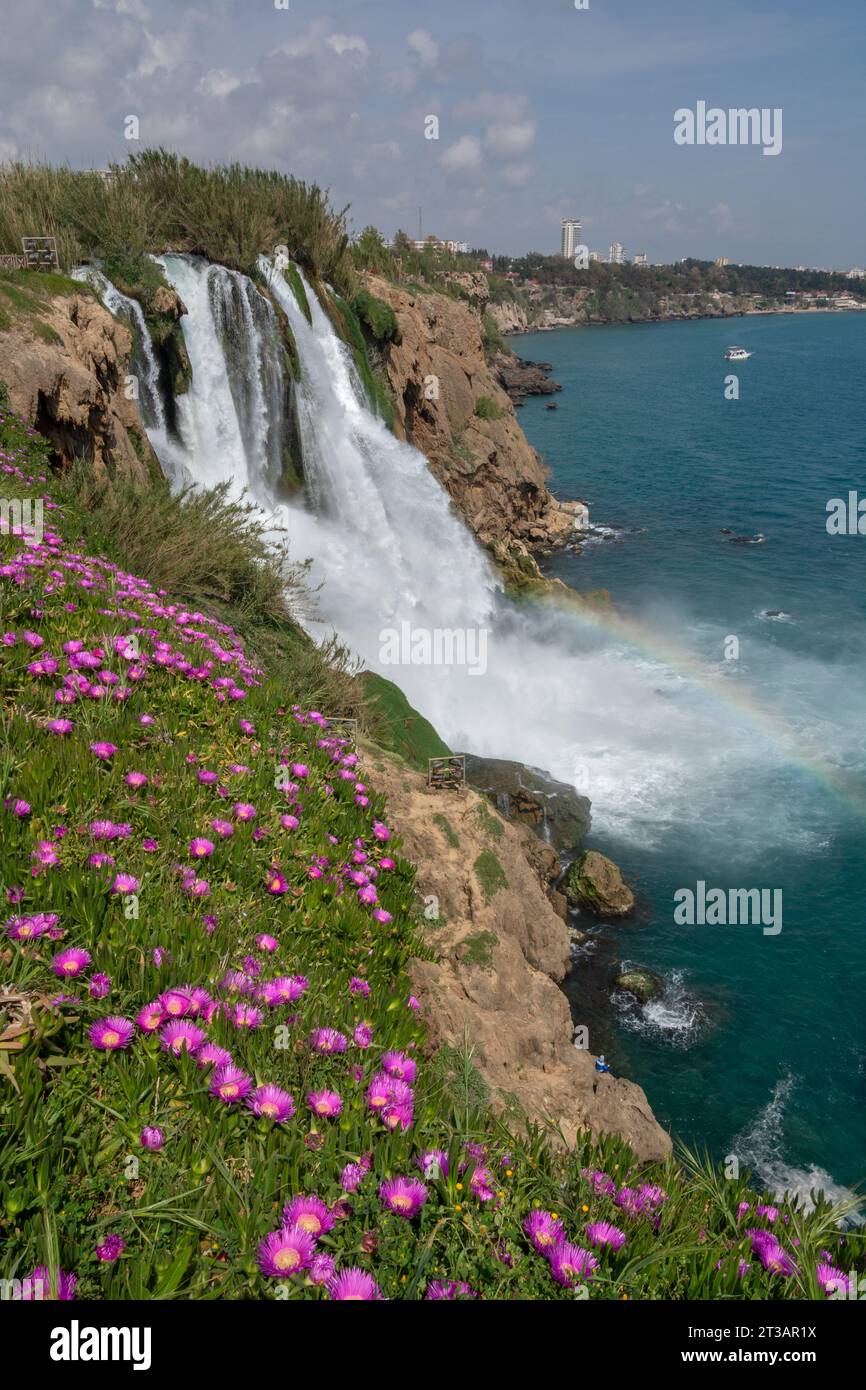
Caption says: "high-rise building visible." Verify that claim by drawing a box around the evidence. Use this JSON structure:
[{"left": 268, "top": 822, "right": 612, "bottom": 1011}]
[
  {"left": 633, "top": 251, "right": 648, "bottom": 266},
  {"left": 609, "top": 241, "right": 625, "bottom": 264},
  {"left": 561, "top": 218, "right": 582, "bottom": 259}
]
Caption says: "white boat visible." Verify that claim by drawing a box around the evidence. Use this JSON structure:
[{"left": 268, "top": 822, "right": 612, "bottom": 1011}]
[{"left": 724, "top": 346, "right": 752, "bottom": 361}]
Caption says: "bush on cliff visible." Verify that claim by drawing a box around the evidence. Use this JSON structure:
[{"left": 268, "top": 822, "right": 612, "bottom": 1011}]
[{"left": 0, "top": 151, "right": 353, "bottom": 296}]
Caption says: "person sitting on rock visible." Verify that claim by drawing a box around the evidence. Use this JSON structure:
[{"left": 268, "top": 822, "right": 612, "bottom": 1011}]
[{"left": 595, "top": 1055, "right": 611, "bottom": 1074}]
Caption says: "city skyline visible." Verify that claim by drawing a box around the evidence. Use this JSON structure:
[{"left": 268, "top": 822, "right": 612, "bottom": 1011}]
[{"left": 0, "top": 0, "right": 862, "bottom": 266}]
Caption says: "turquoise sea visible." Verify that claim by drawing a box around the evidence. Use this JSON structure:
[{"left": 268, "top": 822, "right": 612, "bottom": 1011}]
[{"left": 511, "top": 312, "right": 866, "bottom": 1201}]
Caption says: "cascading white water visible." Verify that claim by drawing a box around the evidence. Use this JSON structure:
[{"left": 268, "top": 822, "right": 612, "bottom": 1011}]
[
  {"left": 87, "top": 253, "right": 844, "bottom": 849},
  {"left": 72, "top": 265, "right": 190, "bottom": 486},
  {"left": 153, "top": 255, "right": 287, "bottom": 498}
]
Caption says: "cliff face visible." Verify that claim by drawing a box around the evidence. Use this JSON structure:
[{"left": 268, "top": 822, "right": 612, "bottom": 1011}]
[
  {"left": 361, "top": 273, "right": 582, "bottom": 578},
  {"left": 0, "top": 280, "right": 157, "bottom": 481},
  {"left": 371, "top": 754, "right": 671, "bottom": 1163}
]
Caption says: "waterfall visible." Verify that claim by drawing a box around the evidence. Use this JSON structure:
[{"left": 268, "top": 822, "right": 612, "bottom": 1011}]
[
  {"left": 153, "top": 255, "right": 288, "bottom": 498},
  {"left": 72, "top": 265, "right": 190, "bottom": 486},
  {"left": 85, "top": 253, "right": 819, "bottom": 850}
]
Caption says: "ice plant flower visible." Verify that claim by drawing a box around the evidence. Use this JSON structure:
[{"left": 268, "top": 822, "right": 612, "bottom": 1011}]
[
  {"left": 326, "top": 1268, "right": 383, "bottom": 1301},
  {"left": 310, "top": 1027, "right": 347, "bottom": 1054},
  {"left": 549, "top": 1243, "right": 599, "bottom": 1288},
  {"left": 585, "top": 1222, "right": 627, "bottom": 1252},
  {"left": 283, "top": 1194, "right": 335, "bottom": 1238},
  {"left": 89, "top": 973, "right": 111, "bottom": 999},
  {"left": 51, "top": 947, "right": 91, "bottom": 978},
  {"left": 89, "top": 741, "right": 117, "bottom": 760},
  {"left": 160, "top": 1019, "right": 206, "bottom": 1056},
  {"left": 22, "top": 1266, "right": 77, "bottom": 1300},
  {"left": 817, "top": 1264, "right": 851, "bottom": 1296},
  {"left": 247, "top": 1084, "right": 295, "bottom": 1123},
  {"left": 265, "top": 867, "right": 289, "bottom": 894},
  {"left": 257, "top": 1226, "right": 315, "bottom": 1278},
  {"left": 309, "top": 1252, "right": 336, "bottom": 1286},
  {"left": 210, "top": 1064, "right": 253, "bottom": 1104},
  {"left": 307, "top": 1089, "right": 342, "bottom": 1118},
  {"left": 140, "top": 1127, "right": 164, "bottom": 1151},
  {"left": 379, "top": 1176, "right": 428, "bottom": 1219},
  {"left": 524, "top": 1209, "right": 565, "bottom": 1254},
  {"left": 381, "top": 1050, "right": 417, "bottom": 1083},
  {"left": 89, "top": 1016, "right": 135, "bottom": 1050},
  {"left": 110, "top": 873, "right": 139, "bottom": 895},
  {"left": 189, "top": 837, "right": 215, "bottom": 859},
  {"left": 95, "top": 1235, "right": 125, "bottom": 1263},
  {"left": 417, "top": 1150, "right": 449, "bottom": 1180}
]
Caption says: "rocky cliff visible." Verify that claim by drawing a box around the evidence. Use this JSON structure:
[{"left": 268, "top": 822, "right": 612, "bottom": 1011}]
[
  {"left": 371, "top": 753, "right": 671, "bottom": 1163},
  {"left": 0, "top": 273, "right": 157, "bottom": 480},
  {"left": 360, "top": 273, "right": 584, "bottom": 582}
]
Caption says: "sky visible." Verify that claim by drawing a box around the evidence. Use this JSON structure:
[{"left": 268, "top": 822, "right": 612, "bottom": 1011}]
[{"left": 0, "top": 0, "right": 863, "bottom": 267}]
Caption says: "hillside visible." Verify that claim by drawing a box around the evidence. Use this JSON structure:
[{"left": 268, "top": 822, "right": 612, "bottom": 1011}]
[{"left": 0, "top": 392, "right": 859, "bottom": 1301}]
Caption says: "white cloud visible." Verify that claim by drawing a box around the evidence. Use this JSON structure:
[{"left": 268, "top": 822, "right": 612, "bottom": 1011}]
[
  {"left": 407, "top": 28, "right": 439, "bottom": 68},
  {"left": 485, "top": 120, "right": 535, "bottom": 158},
  {"left": 327, "top": 34, "right": 370, "bottom": 60},
  {"left": 440, "top": 134, "right": 482, "bottom": 173},
  {"left": 196, "top": 68, "right": 255, "bottom": 100},
  {"left": 501, "top": 162, "right": 533, "bottom": 187}
]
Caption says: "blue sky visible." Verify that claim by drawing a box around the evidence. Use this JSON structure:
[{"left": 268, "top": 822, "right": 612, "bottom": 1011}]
[{"left": 0, "top": 0, "right": 863, "bottom": 266}]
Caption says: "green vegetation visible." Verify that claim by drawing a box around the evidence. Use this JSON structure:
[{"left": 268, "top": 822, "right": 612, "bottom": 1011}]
[
  {"left": 481, "top": 310, "right": 509, "bottom": 362},
  {"left": 473, "top": 848, "right": 508, "bottom": 901},
  {"left": 326, "top": 291, "right": 396, "bottom": 430},
  {"left": 351, "top": 289, "right": 401, "bottom": 344},
  {"left": 0, "top": 266, "right": 93, "bottom": 336},
  {"left": 475, "top": 802, "right": 504, "bottom": 843},
  {"left": 0, "top": 151, "right": 353, "bottom": 295},
  {"left": 474, "top": 394, "right": 505, "bottom": 422},
  {"left": 460, "top": 931, "right": 499, "bottom": 971},
  {"left": 433, "top": 813, "right": 460, "bottom": 849},
  {"left": 360, "top": 672, "right": 452, "bottom": 770}
]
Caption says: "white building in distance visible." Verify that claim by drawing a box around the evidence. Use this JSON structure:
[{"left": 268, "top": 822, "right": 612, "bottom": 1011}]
[
  {"left": 609, "top": 241, "right": 625, "bottom": 264},
  {"left": 561, "top": 218, "right": 582, "bottom": 259}
]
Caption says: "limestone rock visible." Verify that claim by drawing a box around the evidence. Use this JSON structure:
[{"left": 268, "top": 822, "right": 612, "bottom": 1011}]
[
  {"left": 369, "top": 754, "right": 670, "bottom": 1163},
  {"left": 566, "top": 850, "right": 635, "bottom": 917}
]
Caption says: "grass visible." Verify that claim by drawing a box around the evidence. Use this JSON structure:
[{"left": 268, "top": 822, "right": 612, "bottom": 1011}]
[
  {"left": 0, "top": 267, "right": 94, "bottom": 338},
  {"left": 433, "top": 813, "right": 460, "bottom": 850},
  {"left": 473, "top": 849, "right": 508, "bottom": 902},
  {"left": 474, "top": 395, "right": 504, "bottom": 422},
  {"left": 0, "top": 151, "right": 354, "bottom": 296},
  {"left": 0, "top": 402, "right": 862, "bottom": 1301},
  {"left": 360, "top": 673, "right": 451, "bottom": 770}
]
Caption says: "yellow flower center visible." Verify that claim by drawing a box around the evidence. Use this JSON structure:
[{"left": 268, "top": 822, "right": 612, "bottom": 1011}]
[
  {"left": 298, "top": 1215, "right": 321, "bottom": 1233},
  {"left": 103, "top": 1031, "right": 119, "bottom": 1046},
  {"left": 274, "top": 1248, "right": 300, "bottom": 1272},
  {"left": 222, "top": 1083, "right": 238, "bottom": 1098}
]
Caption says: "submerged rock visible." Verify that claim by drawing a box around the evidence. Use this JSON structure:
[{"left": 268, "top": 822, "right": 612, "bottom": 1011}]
[
  {"left": 615, "top": 968, "right": 662, "bottom": 1004},
  {"left": 463, "top": 754, "right": 591, "bottom": 853},
  {"left": 565, "top": 850, "right": 635, "bottom": 917}
]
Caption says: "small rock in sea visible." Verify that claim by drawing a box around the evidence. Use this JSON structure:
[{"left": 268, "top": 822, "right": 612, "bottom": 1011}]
[
  {"left": 546, "top": 402, "right": 558, "bottom": 410},
  {"left": 614, "top": 968, "right": 662, "bottom": 1004}
]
